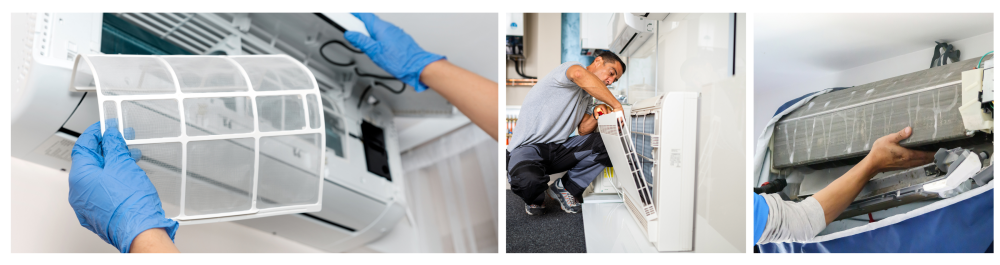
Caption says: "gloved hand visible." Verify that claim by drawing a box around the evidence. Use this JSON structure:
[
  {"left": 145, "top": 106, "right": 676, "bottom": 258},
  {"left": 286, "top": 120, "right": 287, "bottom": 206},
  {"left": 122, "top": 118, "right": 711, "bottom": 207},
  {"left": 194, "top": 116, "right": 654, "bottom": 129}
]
[
  {"left": 68, "top": 120, "right": 178, "bottom": 253},
  {"left": 343, "top": 13, "right": 446, "bottom": 93}
]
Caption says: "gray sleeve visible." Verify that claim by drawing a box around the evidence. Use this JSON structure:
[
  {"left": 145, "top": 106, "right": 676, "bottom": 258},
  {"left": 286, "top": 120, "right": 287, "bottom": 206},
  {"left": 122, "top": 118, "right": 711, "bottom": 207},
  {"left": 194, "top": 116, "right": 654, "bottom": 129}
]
[
  {"left": 756, "top": 193, "right": 827, "bottom": 245},
  {"left": 555, "top": 62, "right": 585, "bottom": 87},
  {"left": 584, "top": 97, "right": 596, "bottom": 115}
]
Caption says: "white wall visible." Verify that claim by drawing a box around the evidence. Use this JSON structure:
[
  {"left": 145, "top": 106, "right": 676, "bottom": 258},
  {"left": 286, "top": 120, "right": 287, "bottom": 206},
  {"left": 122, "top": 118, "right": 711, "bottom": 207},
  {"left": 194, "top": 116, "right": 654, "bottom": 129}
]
[
  {"left": 835, "top": 32, "right": 994, "bottom": 88},
  {"left": 378, "top": 13, "right": 498, "bottom": 83},
  {"left": 656, "top": 13, "right": 746, "bottom": 253},
  {"left": 753, "top": 70, "right": 839, "bottom": 142},
  {"left": 754, "top": 31, "right": 994, "bottom": 147},
  {"left": 11, "top": 157, "right": 323, "bottom": 253}
]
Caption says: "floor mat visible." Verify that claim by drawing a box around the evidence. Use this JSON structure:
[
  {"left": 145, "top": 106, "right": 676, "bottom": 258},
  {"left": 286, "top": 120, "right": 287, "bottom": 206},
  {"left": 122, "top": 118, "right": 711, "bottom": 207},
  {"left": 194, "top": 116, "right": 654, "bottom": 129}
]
[{"left": 505, "top": 190, "right": 586, "bottom": 253}]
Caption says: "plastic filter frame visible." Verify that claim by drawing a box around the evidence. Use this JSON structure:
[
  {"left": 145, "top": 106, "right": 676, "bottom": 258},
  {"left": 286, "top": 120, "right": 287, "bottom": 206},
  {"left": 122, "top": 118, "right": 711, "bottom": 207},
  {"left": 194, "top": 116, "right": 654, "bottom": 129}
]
[{"left": 71, "top": 54, "right": 325, "bottom": 224}]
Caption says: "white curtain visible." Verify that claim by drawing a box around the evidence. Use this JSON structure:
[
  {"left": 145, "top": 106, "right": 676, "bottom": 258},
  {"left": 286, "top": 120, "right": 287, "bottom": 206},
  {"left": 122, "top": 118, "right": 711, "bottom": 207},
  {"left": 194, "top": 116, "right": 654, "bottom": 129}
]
[{"left": 400, "top": 124, "right": 498, "bottom": 253}]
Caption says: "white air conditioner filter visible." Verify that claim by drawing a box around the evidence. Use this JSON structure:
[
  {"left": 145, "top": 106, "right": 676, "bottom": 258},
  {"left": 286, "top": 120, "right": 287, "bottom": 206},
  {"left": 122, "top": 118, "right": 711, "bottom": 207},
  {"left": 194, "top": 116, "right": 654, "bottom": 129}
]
[{"left": 71, "top": 54, "right": 325, "bottom": 224}]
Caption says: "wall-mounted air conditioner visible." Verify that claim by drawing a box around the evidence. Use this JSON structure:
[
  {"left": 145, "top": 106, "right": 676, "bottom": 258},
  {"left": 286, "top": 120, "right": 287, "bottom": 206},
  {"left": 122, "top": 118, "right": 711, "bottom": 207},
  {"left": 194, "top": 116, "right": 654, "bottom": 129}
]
[{"left": 597, "top": 92, "right": 698, "bottom": 252}]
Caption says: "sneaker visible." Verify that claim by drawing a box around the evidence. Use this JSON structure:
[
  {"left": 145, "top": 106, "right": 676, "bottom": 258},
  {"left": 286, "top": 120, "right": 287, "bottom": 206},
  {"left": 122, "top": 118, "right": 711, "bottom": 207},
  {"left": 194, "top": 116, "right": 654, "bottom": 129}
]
[
  {"left": 525, "top": 204, "right": 545, "bottom": 215},
  {"left": 546, "top": 179, "right": 581, "bottom": 213}
]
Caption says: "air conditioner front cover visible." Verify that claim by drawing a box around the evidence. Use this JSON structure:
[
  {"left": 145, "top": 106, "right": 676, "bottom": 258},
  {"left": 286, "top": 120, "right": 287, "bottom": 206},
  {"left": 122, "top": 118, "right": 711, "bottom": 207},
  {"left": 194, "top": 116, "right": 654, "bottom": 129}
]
[
  {"left": 597, "top": 112, "right": 658, "bottom": 240},
  {"left": 71, "top": 54, "right": 325, "bottom": 224}
]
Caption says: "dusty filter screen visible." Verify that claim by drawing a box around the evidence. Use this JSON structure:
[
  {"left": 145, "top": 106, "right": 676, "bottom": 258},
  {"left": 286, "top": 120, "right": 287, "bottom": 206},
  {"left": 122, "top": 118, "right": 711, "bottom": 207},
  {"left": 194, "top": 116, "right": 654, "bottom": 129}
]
[{"left": 72, "top": 54, "right": 325, "bottom": 223}]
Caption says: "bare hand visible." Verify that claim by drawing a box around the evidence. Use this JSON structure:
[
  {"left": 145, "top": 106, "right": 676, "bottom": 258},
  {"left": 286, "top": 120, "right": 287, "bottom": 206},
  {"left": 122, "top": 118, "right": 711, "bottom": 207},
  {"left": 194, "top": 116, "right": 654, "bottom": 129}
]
[
  {"left": 613, "top": 108, "right": 626, "bottom": 125},
  {"left": 862, "top": 127, "right": 935, "bottom": 174},
  {"left": 593, "top": 104, "right": 612, "bottom": 120}
]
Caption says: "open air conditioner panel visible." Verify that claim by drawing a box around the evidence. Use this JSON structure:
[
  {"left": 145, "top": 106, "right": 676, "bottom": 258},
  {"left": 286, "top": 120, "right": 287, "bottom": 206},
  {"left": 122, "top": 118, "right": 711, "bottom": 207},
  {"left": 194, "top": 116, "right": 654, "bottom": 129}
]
[{"left": 597, "top": 92, "right": 699, "bottom": 252}]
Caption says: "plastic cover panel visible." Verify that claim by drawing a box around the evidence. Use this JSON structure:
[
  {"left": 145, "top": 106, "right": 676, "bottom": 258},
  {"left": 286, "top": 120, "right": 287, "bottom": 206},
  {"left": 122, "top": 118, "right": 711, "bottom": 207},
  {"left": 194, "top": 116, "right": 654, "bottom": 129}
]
[
  {"left": 597, "top": 113, "right": 658, "bottom": 218},
  {"left": 77, "top": 54, "right": 324, "bottom": 223},
  {"left": 772, "top": 57, "right": 982, "bottom": 168}
]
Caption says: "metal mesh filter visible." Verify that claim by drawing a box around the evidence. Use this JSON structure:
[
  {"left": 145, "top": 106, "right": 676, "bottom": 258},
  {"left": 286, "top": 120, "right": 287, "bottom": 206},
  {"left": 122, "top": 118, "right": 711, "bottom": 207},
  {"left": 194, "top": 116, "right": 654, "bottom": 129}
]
[
  {"left": 102, "top": 101, "right": 117, "bottom": 131},
  {"left": 74, "top": 54, "right": 325, "bottom": 224},
  {"left": 257, "top": 133, "right": 322, "bottom": 209},
  {"left": 87, "top": 56, "right": 176, "bottom": 95},
  {"left": 631, "top": 113, "right": 656, "bottom": 192},
  {"left": 257, "top": 95, "right": 306, "bottom": 132},
  {"left": 772, "top": 57, "right": 985, "bottom": 168},
  {"left": 130, "top": 142, "right": 183, "bottom": 218},
  {"left": 183, "top": 97, "right": 255, "bottom": 136},
  {"left": 122, "top": 99, "right": 182, "bottom": 140}
]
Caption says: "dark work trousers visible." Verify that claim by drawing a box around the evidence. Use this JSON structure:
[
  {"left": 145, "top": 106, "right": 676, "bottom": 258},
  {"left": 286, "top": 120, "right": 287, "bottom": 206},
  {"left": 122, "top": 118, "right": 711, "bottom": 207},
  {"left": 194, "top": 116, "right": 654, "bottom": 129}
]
[{"left": 506, "top": 133, "right": 612, "bottom": 205}]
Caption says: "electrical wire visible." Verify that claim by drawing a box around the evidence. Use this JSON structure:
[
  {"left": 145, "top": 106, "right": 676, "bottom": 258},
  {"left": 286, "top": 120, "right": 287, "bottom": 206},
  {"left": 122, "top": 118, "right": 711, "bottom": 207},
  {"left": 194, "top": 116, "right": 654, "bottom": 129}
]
[
  {"left": 323, "top": 39, "right": 363, "bottom": 54},
  {"left": 319, "top": 40, "right": 361, "bottom": 67},
  {"left": 513, "top": 58, "right": 537, "bottom": 79},
  {"left": 517, "top": 59, "right": 537, "bottom": 79},
  {"left": 977, "top": 51, "right": 993, "bottom": 69},
  {"left": 374, "top": 80, "right": 406, "bottom": 94},
  {"left": 353, "top": 68, "right": 408, "bottom": 94},
  {"left": 318, "top": 39, "right": 409, "bottom": 95},
  {"left": 354, "top": 67, "right": 397, "bottom": 80}
]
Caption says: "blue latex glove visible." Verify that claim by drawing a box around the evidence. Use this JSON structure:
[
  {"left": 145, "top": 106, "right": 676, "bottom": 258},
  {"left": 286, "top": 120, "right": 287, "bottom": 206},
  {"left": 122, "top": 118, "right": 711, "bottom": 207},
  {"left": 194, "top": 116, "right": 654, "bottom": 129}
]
[
  {"left": 343, "top": 13, "right": 446, "bottom": 93},
  {"left": 68, "top": 120, "right": 178, "bottom": 253}
]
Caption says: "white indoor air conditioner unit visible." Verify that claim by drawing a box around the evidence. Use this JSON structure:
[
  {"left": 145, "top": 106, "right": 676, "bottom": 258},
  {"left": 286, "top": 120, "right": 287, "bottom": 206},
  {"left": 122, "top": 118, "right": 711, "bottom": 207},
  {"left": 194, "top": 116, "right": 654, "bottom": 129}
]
[
  {"left": 608, "top": 13, "right": 666, "bottom": 56},
  {"left": 596, "top": 92, "right": 698, "bottom": 252},
  {"left": 12, "top": 12, "right": 417, "bottom": 252}
]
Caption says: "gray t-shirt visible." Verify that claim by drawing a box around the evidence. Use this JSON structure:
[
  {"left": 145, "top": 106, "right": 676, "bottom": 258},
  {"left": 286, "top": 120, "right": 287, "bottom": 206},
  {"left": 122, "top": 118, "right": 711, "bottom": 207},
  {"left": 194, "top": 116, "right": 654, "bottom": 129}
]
[{"left": 508, "top": 62, "right": 594, "bottom": 152}]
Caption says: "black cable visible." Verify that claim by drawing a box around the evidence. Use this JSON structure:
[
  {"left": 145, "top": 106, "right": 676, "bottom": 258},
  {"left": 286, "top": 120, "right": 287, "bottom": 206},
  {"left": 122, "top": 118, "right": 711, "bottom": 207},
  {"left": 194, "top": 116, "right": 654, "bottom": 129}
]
[
  {"left": 319, "top": 40, "right": 358, "bottom": 67},
  {"left": 375, "top": 80, "right": 406, "bottom": 94},
  {"left": 323, "top": 39, "right": 363, "bottom": 54},
  {"left": 354, "top": 67, "right": 398, "bottom": 80},
  {"left": 522, "top": 60, "right": 537, "bottom": 79},
  {"left": 357, "top": 84, "right": 372, "bottom": 109},
  {"left": 513, "top": 59, "right": 536, "bottom": 79}
]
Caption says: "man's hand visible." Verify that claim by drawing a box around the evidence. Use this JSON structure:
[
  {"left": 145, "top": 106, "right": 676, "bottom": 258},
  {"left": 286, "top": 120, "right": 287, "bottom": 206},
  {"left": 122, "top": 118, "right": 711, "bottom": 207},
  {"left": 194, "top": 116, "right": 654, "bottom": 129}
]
[
  {"left": 812, "top": 126, "right": 934, "bottom": 225},
  {"left": 860, "top": 127, "right": 935, "bottom": 175},
  {"left": 613, "top": 108, "right": 626, "bottom": 125},
  {"left": 592, "top": 104, "right": 612, "bottom": 120}
]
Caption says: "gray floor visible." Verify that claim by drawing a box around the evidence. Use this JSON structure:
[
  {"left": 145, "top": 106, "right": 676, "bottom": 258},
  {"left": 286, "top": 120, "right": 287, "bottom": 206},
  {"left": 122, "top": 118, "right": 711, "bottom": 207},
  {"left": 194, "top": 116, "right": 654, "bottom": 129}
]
[{"left": 505, "top": 190, "right": 586, "bottom": 253}]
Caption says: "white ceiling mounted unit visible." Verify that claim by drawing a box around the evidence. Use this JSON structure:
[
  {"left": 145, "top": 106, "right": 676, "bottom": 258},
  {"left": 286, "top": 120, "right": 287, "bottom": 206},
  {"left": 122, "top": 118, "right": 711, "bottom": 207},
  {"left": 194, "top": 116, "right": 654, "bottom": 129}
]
[{"left": 71, "top": 53, "right": 325, "bottom": 224}]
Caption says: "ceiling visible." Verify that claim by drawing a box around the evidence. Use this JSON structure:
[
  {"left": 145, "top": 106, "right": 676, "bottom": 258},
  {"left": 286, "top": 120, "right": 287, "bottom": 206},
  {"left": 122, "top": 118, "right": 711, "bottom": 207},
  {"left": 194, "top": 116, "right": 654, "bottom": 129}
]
[{"left": 755, "top": 13, "right": 993, "bottom": 73}]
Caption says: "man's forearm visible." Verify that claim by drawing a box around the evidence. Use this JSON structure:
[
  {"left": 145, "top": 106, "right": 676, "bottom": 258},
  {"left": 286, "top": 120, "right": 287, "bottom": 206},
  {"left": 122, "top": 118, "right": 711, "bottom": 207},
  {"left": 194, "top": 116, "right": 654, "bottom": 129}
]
[
  {"left": 568, "top": 66, "right": 621, "bottom": 110},
  {"left": 810, "top": 159, "right": 878, "bottom": 225},
  {"left": 578, "top": 115, "right": 598, "bottom": 135}
]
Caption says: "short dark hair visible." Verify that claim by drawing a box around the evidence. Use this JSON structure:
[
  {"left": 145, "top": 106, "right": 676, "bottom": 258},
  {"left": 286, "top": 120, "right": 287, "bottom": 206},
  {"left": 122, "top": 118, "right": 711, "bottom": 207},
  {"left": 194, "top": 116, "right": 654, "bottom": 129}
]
[{"left": 597, "top": 51, "right": 626, "bottom": 75}]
